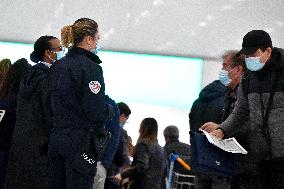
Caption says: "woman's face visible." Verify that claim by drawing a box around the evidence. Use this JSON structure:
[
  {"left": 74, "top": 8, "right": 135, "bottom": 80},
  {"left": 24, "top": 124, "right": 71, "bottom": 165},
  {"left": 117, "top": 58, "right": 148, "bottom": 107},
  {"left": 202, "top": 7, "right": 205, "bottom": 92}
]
[{"left": 90, "top": 30, "right": 100, "bottom": 49}]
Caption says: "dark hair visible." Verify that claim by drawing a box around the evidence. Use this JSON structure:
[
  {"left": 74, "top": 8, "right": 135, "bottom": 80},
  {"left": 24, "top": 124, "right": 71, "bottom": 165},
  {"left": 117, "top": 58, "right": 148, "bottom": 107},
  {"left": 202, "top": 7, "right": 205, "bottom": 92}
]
[
  {"left": 117, "top": 102, "right": 131, "bottom": 116},
  {"left": 30, "top": 35, "right": 57, "bottom": 63},
  {"left": 137, "top": 118, "right": 158, "bottom": 144},
  {"left": 222, "top": 50, "right": 246, "bottom": 70},
  {"left": 0, "top": 58, "right": 31, "bottom": 98},
  {"left": 163, "top": 125, "right": 179, "bottom": 141},
  {"left": 61, "top": 18, "right": 98, "bottom": 47},
  {"left": 0, "top": 58, "right": 11, "bottom": 88}
]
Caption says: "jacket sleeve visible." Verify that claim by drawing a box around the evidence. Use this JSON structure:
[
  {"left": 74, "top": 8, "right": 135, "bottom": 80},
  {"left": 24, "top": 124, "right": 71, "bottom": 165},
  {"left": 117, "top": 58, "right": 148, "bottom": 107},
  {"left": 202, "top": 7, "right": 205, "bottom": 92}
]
[
  {"left": 220, "top": 79, "right": 250, "bottom": 138},
  {"left": 101, "top": 96, "right": 121, "bottom": 169},
  {"left": 79, "top": 63, "right": 111, "bottom": 123},
  {"left": 121, "top": 143, "right": 149, "bottom": 179}
]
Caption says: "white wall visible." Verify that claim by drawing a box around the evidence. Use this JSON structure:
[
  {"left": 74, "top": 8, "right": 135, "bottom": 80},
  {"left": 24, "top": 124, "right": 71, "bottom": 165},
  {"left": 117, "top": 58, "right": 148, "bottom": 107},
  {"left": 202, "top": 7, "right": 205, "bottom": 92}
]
[
  {"left": 123, "top": 103, "right": 189, "bottom": 146},
  {"left": 202, "top": 59, "right": 222, "bottom": 88}
]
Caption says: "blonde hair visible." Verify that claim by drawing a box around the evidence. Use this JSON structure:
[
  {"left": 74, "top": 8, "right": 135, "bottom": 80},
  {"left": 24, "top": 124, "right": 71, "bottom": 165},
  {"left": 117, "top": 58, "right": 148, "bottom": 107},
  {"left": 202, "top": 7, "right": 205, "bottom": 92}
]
[
  {"left": 61, "top": 18, "right": 98, "bottom": 48},
  {"left": 0, "top": 58, "right": 11, "bottom": 88}
]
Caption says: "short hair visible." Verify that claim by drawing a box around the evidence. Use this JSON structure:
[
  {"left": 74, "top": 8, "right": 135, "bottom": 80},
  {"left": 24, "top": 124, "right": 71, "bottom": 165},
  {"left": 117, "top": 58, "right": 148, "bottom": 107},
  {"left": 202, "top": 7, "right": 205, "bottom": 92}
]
[
  {"left": 222, "top": 50, "right": 246, "bottom": 70},
  {"left": 61, "top": 18, "right": 98, "bottom": 48},
  {"left": 30, "top": 35, "right": 57, "bottom": 63},
  {"left": 117, "top": 102, "right": 131, "bottom": 116},
  {"left": 163, "top": 125, "right": 179, "bottom": 141}
]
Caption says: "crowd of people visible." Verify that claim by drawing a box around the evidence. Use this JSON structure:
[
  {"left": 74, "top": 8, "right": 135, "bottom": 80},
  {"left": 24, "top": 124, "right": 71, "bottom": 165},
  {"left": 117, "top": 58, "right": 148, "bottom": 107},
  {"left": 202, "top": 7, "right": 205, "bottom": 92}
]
[{"left": 0, "top": 17, "right": 284, "bottom": 189}]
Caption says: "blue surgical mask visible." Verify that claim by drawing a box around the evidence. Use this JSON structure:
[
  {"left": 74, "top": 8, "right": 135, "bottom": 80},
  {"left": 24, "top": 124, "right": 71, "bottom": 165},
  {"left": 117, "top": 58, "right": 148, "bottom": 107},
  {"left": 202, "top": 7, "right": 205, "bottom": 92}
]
[
  {"left": 219, "top": 70, "right": 232, "bottom": 86},
  {"left": 245, "top": 57, "right": 265, "bottom": 71},
  {"left": 56, "top": 50, "right": 65, "bottom": 60},
  {"left": 90, "top": 43, "right": 101, "bottom": 55}
]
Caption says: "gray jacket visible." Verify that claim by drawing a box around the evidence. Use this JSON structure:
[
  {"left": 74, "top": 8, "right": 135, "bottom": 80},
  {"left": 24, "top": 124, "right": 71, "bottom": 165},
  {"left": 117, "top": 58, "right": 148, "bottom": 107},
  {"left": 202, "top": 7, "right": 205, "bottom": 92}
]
[{"left": 220, "top": 47, "right": 284, "bottom": 161}]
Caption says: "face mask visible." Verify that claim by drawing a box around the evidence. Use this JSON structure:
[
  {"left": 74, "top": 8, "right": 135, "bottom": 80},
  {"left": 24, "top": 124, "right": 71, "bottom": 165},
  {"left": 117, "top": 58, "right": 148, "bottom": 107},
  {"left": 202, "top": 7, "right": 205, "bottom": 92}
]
[
  {"left": 56, "top": 50, "right": 65, "bottom": 60},
  {"left": 119, "top": 123, "right": 125, "bottom": 128},
  {"left": 219, "top": 69, "right": 232, "bottom": 86},
  {"left": 90, "top": 43, "right": 101, "bottom": 55},
  {"left": 245, "top": 57, "right": 265, "bottom": 71}
]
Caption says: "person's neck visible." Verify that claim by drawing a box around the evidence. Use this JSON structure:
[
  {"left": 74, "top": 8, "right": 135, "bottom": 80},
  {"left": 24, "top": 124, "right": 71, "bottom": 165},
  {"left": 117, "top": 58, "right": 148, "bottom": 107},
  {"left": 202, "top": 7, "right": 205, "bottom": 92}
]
[
  {"left": 76, "top": 44, "right": 90, "bottom": 51},
  {"left": 42, "top": 57, "right": 52, "bottom": 65}
]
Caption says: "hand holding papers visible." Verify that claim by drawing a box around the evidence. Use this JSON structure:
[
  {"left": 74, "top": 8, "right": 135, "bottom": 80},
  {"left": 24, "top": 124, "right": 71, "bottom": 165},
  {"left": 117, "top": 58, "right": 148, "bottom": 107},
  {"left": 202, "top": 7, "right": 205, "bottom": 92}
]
[{"left": 201, "top": 129, "right": 248, "bottom": 154}]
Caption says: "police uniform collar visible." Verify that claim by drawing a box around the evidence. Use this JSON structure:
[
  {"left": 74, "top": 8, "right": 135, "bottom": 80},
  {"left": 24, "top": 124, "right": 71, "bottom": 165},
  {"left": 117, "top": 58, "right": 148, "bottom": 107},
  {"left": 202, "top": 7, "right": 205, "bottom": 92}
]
[{"left": 69, "top": 47, "right": 102, "bottom": 64}]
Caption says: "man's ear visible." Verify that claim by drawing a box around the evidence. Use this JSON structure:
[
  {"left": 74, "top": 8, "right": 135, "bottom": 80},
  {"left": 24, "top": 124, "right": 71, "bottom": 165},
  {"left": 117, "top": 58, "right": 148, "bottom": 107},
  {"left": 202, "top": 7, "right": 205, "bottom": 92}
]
[{"left": 267, "top": 47, "right": 272, "bottom": 56}]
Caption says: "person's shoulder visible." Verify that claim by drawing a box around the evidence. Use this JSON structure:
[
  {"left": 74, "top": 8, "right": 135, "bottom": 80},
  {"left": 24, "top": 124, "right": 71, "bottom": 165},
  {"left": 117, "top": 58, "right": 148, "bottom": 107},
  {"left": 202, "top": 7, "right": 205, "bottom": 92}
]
[{"left": 179, "top": 141, "right": 191, "bottom": 149}]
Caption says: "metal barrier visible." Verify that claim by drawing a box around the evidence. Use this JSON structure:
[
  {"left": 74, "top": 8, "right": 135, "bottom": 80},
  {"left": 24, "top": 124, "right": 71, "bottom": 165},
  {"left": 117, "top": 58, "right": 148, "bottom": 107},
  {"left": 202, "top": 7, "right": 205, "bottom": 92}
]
[{"left": 166, "top": 154, "right": 195, "bottom": 189}]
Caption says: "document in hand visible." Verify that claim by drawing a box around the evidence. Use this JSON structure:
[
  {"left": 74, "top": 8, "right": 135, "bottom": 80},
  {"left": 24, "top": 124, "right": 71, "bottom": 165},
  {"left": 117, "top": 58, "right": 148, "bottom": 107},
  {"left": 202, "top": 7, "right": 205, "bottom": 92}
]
[{"left": 201, "top": 130, "right": 248, "bottom": 154}]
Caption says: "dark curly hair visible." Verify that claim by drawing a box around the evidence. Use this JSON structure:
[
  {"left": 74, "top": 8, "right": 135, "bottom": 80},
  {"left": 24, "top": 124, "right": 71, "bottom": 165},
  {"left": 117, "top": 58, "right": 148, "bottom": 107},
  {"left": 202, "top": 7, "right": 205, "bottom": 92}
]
[{"left": 30, "top": 35, "right": 57, "bottom": 63}]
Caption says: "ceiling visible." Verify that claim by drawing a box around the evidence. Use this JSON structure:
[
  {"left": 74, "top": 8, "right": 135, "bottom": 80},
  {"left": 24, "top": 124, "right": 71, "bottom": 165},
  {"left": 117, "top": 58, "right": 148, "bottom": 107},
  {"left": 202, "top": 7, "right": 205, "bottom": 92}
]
[{"left": 1, "top": 0, "right": 284, "bottom": 59}]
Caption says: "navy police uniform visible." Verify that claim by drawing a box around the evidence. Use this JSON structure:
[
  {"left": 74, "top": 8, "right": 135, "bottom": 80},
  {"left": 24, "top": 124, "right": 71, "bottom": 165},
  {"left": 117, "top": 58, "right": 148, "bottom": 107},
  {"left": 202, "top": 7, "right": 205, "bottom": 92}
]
[{"left": 47, "top": 47, "right": 111, "bottom": 189}]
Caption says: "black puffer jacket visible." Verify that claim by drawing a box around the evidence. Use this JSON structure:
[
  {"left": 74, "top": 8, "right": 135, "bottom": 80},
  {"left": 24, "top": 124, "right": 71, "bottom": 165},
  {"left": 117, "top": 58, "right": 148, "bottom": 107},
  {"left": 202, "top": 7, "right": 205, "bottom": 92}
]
[{"left": 5, "top": 63, "right": 50, "bottom": 189}]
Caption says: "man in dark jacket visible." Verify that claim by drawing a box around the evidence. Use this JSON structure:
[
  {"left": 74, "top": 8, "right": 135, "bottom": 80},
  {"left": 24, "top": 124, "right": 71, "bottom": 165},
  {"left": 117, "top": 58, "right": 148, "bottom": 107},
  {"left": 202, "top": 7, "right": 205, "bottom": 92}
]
[
  {"left": 163, "top": 125, "right": 192, "bottom": 188},
  {"left": 104, "top": 102, "right": 131, "bottom": 189},
  {"left": 189, "top": 80, "right": 226, "bottom": 132},
  {"left": 191, "top": 61, "right": 229, "bottom": 189},
  {"left": 219, "top": 50, "right": 263, "bottom": 189},
  {"left": 202, "top": 30, "right": 284, "bottom": 189},
  {"left": 93, "top": 96, "right": 120, "bottom": 189}
]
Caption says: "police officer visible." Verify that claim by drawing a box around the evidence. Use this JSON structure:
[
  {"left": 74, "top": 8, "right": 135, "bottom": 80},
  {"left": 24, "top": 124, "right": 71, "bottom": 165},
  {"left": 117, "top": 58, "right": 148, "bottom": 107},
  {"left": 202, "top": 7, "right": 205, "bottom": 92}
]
[{"left": 47, "top": 18, "right": 112, "bottom": 189}]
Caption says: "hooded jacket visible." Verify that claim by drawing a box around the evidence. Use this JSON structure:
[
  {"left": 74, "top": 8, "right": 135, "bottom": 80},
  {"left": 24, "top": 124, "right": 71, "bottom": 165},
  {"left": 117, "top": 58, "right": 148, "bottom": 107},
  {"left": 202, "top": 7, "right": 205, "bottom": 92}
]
[
  {"left": 189, "top": 80, "right": 226, "bottom": 132},
  {"left": 5, "top": 63, "right": 50, "bottom": 189}
]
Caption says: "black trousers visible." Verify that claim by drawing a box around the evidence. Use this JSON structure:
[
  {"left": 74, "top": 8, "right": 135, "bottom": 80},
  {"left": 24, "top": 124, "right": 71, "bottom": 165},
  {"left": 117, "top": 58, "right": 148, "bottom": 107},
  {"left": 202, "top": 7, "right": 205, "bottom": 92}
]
[
  {"left": 264, "top": 159, "right": 284, "bottom": 189},
  {"left": 48, "top": 129, "right": 93, "bottom": 189},
  {"left": 230, "top": 174, "right": 265, "bottom": 189},
  {"left": 0, "top": 149, "right": 8, "bottom": 189}
]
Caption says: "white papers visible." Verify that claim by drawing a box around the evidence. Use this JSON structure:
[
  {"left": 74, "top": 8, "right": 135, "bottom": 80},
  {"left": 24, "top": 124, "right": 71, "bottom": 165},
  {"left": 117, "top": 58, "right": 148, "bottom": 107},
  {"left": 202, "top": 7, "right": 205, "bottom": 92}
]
[
  {"left": 0, "top": 110, "right": 5, "bottom": 123},
  {"left": 201, "top": 130, "right": 248, "bottom": 154}
]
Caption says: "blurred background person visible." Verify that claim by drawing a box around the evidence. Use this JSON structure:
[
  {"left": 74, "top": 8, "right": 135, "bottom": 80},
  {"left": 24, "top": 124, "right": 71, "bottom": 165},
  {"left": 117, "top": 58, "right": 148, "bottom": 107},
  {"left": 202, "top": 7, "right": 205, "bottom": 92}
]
[
  {"left": 93, "top": 96, "right": 120, "bottom": 189},
  {"left": 114, "top": 117, "right": 165, "bottom": 189},
  {"left": 47, "top": 18, "right": 112, "bottom": 189},
  {"left": 5, "top": 35, "right": 63, "bottom": 189},
  {"left": 104, "top": 102, "right": 132, "bottom": 189},
  {"left": 0, "top": 58, "right": 31, "bottom": 189},
  {"left": 0, "top": 59, "right": 11, "bottom": 90},
  {"left": 163, "top": 125, "right": 192, "bottom": 189}
]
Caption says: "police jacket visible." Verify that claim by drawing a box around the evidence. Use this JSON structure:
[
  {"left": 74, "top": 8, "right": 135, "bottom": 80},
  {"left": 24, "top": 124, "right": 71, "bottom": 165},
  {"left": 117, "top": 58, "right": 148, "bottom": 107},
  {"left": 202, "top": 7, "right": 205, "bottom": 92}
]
[
  {"left": 48, "top": 47, "right": 111, "bottom": 131},
  {"left": 0, "top": 91, "right": 17, "bottom": 151}
]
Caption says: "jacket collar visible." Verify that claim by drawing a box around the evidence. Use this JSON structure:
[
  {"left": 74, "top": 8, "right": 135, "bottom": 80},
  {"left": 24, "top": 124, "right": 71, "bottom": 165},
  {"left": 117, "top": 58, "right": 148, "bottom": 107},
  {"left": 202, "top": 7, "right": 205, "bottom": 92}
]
[{"left": 68, "top": 47, "right": 102, "bottom": 64}]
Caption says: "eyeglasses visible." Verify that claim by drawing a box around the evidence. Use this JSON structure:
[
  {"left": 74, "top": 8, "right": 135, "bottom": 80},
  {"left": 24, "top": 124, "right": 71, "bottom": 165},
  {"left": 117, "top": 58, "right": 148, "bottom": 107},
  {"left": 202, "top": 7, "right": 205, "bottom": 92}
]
[{"left": 50, "top": 46, "right": 63, "bottom": 51}]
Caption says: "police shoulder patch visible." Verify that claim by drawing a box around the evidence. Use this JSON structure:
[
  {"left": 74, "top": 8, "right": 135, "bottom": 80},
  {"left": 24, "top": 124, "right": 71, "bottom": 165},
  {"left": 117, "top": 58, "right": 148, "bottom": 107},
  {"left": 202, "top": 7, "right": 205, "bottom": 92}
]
[{"left": 89, "top": 81, "right": 101, "bottom": 94}]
